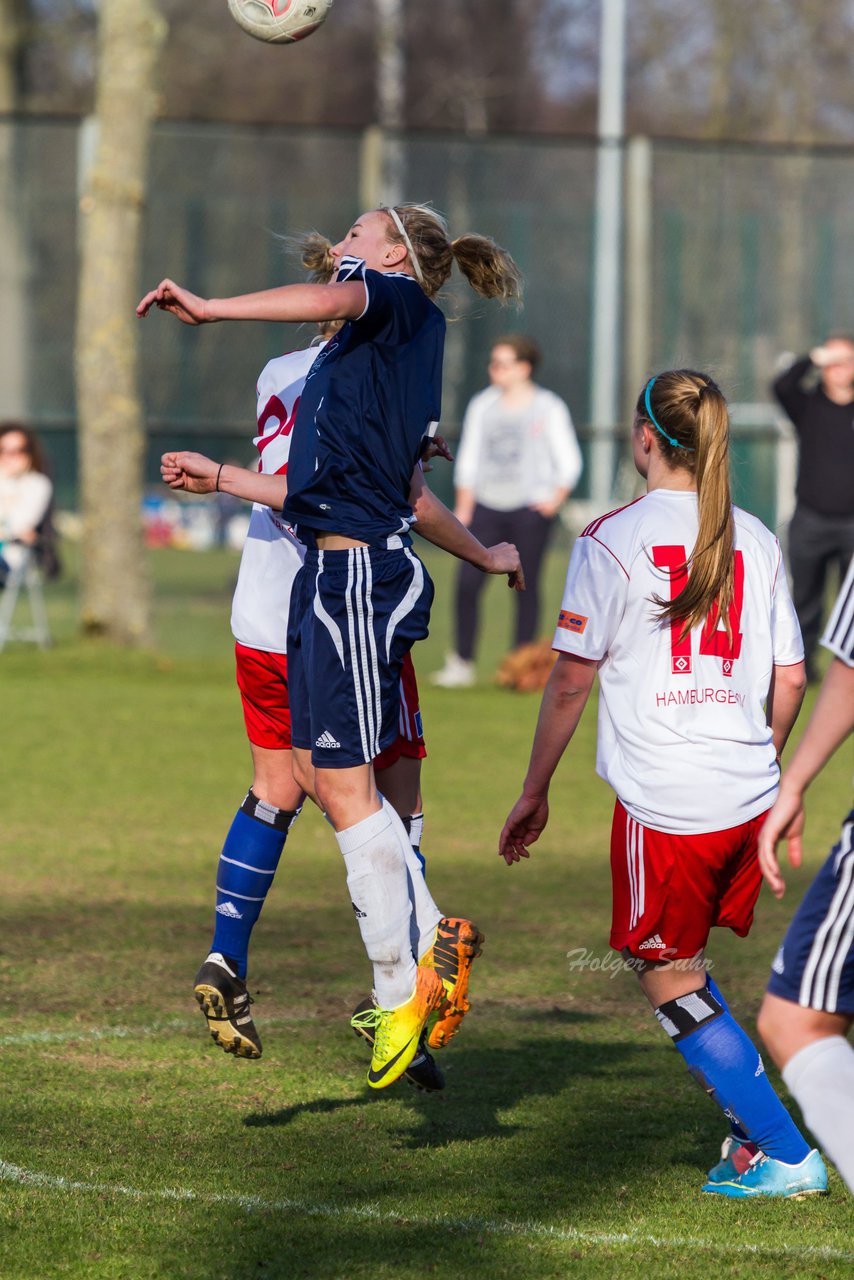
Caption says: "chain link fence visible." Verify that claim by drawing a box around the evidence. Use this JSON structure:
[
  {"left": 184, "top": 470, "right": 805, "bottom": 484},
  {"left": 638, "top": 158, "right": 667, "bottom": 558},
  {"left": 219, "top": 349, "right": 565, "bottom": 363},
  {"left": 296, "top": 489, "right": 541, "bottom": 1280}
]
[{"left": 1, "top": 118, "right": 852, "bottom": 527}]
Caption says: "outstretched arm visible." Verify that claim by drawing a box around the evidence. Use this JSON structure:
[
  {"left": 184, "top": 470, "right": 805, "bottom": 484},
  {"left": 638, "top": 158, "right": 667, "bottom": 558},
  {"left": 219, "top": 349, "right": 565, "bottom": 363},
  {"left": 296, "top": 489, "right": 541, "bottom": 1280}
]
[
  {"left": 161, "top": 452, "right": 287, "bottom": 508},
  {"left": 758, "top": 658, "right": 854, "bottom": 898},
  {"left": 409, "top": 467, "right": 525, "bottom": 590},
  {"left": 499, "top": 653, "right": 598, "bottom": 865},
  {"left": 138, "top": 278, "right": 366, "bottom": 326}
]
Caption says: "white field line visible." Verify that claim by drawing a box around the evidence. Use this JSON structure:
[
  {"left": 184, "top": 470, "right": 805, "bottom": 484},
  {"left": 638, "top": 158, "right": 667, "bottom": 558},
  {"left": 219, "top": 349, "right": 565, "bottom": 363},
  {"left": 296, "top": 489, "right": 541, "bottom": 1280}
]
[
  {"left": 1, "top": 1160, "right": 852, "bottom": 1264},
  {"left": 0, "top": 1020, "right": 193, "bottom": 1047},
  {"left": 0, "top": 1014, "right": 314, "bottom": 1049}
]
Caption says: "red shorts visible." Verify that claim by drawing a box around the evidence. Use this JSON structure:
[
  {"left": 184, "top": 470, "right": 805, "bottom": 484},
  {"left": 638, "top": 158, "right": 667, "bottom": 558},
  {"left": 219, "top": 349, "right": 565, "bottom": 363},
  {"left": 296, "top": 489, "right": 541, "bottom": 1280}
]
[
  {"left": 373, "top": 651, "right": 427, "bottom": 770},
  {"left": 234, "top": 643, "right": 427, "bottom": 763},
  {"left": 609, "top": 800, "right": 766, "bottom": 960},
  {"left": 235, "top": 643, "right": 291, "bottom": 750}
]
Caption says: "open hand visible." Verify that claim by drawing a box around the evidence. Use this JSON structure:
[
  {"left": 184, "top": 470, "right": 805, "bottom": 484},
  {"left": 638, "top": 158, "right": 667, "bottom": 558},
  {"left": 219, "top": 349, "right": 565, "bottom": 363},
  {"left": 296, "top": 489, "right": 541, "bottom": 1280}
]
[
  {"left": 499, "top": 792, "right": 549, "bottom": 865},
  {"left": 757, "top": 787, "right": 806, "bottom": 899}
]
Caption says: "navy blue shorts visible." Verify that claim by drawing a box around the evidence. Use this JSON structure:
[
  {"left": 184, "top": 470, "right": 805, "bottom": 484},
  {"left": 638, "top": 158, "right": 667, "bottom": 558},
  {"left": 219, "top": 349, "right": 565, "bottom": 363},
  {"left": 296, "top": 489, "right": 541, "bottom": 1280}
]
[
  {"left": 767, "top": 809, "right": 854, "bottom": 1015},
  {"left": 287, "top": 541, "right": 434, "bottom": 768}
]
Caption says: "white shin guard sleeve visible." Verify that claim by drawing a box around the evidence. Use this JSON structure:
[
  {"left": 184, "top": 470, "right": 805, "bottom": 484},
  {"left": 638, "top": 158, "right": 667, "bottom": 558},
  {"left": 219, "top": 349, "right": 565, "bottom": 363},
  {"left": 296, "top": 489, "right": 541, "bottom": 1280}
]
[
  {"left": 782, "top": 1035, "right": 854, "bottom": 1194},
  {"left": 337, "top": 807, "right": 417, "bottom": 1009}
]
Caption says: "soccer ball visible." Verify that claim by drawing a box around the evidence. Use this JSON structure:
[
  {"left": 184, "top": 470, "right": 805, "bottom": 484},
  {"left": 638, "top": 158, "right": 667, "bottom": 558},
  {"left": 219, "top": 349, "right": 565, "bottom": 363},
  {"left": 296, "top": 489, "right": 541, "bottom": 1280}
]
[{"left": 226, "top": 0, "right": 334, "bottom": 44}]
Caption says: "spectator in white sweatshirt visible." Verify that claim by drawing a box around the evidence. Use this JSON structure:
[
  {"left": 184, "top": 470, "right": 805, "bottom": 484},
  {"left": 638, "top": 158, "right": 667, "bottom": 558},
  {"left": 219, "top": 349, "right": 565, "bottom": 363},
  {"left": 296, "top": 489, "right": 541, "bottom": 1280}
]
[{"left": 432, "top": 336, "right": 582, "bottom": 688}]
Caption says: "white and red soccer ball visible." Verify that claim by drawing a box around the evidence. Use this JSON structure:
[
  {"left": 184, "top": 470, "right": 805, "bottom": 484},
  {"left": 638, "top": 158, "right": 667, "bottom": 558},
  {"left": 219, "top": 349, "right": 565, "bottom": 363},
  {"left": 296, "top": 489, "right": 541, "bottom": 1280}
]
[{"left": 227, "top": 0, "right": 334, "bottom": 44}]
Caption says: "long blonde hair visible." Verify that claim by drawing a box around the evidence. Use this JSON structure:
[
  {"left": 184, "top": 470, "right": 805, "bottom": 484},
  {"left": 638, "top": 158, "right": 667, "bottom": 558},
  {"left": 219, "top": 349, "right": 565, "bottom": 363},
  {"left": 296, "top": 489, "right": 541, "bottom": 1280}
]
[
  {"left": 290, "top": 206, "right": 523, "bottom": 304},
  {"left": 638, "top": 369, "right": 734, "bottom": 639}
]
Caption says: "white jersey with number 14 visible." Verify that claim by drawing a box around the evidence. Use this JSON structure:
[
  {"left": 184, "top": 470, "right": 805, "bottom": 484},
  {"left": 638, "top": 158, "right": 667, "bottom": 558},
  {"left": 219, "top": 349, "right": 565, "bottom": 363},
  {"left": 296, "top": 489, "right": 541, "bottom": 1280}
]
[{"left": 552, "top": 489, "right": 803, "bottom": 835}]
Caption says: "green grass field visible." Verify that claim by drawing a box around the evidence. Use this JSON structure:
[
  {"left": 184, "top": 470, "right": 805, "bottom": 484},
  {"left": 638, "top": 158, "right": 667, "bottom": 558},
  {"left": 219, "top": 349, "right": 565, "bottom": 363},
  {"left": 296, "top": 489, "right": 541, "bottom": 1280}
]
[{"left": 1, "top": 541, "right": 852, "bottom": 1279}]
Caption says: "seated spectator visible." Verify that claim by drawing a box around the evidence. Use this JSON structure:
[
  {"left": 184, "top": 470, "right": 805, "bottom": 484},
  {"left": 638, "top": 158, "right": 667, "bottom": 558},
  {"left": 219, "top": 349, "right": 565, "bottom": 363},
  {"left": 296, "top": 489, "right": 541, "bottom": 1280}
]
[{"left": 0, "top": 424, "right": 54, "bottom": 587}]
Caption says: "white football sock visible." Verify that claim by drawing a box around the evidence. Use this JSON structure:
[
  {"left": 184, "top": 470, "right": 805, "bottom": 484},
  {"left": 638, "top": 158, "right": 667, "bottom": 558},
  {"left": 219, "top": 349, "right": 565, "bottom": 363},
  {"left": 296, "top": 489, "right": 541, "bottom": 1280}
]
[
  {"left": 782, "top": 1035, "right": 854, "bottom": 1193},
  {"left": 336, "top": 807, "right": 417, "bottom": 1009},
  {"left": 380, "top": 797, "right": 442, "bottom": 962}
]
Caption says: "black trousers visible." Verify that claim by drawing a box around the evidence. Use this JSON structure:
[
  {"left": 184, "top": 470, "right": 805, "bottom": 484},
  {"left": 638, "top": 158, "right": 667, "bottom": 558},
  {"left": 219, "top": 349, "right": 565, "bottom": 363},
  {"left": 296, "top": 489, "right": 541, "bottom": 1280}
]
[
  {"left": 454, "top": 503, "right": 555, "bottom": 660},
  {"left": 787, "top": 503, "right": 854, "bottom": 675}
]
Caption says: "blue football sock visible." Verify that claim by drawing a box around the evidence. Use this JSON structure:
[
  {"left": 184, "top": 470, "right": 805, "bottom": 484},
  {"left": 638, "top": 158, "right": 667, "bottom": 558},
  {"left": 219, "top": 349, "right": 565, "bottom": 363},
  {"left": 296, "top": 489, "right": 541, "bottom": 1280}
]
[
  {"left": 210, "top": 790, "right": 299, "bottom": 978},
  {"left": 703, "top": 974, "right": 749, "bottom": 1142},
  {"left": 656, "top": 979, "right": 811, "bottom": 1164}
]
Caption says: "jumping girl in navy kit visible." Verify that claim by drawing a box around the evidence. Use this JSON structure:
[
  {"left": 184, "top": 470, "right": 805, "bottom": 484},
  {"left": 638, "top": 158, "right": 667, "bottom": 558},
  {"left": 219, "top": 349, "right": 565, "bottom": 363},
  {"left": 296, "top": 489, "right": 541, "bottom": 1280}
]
[{"left": 139, "top": 204, "right": 523, "bottom": 1088}]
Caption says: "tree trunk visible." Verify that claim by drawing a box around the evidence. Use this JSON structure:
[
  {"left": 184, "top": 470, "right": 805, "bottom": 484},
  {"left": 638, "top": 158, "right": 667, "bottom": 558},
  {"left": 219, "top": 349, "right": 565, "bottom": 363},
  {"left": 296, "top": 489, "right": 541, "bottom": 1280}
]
[{"left": 75, "top": 0, "right": 166, "bottom": 644}]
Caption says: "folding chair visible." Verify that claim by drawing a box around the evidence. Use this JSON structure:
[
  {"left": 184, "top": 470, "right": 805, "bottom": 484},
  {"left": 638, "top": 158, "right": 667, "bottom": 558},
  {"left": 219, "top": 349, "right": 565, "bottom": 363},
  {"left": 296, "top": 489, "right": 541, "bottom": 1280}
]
[{"left": 0, "top": 544, "right": 51, "bottom": 651}]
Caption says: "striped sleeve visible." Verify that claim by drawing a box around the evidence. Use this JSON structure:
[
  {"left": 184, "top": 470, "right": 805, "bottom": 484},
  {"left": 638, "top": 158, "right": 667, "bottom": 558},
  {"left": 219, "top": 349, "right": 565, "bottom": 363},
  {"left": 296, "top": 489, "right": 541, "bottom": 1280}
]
[{"left": 821, "top": 556, "right": 854, "bottom": 668}]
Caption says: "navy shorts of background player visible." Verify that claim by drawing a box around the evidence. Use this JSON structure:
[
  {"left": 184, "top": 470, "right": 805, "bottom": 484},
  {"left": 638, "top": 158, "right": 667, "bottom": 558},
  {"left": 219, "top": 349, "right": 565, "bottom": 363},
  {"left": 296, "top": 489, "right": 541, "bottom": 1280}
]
[
  {"left": 283, "top": 256, "right": 444, "bottom": 768},
  {"left": 767, "top": 809, "right": 854, "bottom": 1016}
]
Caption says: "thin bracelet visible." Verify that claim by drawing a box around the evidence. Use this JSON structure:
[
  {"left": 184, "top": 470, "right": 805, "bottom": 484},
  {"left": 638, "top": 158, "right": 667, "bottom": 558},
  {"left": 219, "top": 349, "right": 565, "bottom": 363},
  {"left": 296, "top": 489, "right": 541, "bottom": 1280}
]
[{"left": 215, "top": 463, "right": 224, "bottom": 493}]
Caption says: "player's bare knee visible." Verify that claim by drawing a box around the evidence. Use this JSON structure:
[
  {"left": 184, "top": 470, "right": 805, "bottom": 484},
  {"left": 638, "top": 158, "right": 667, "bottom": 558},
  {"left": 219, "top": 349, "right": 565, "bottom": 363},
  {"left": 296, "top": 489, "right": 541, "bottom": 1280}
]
[
  {"left": 756, "top": 993, "right": 781, "bottom": 1058},
  {"left": 758, "top": 994, "right": 849, "bottom": 1070},
  {"left": 290, "top": 753, "right": 316, "bottom": 801},
  {"left": 632, "top": 951, "right": 707, "bottom": 1009},
  {"left": 757, "top": 992, "right": 806, "bottom": 1062}
]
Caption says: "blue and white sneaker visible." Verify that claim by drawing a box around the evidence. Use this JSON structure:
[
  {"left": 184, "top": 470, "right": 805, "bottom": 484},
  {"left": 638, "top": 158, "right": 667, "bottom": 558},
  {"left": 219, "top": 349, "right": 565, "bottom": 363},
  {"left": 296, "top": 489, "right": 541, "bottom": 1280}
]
[
  {"left": 706, "top": 1134, "right": 760, "bottom": 1184},
  {"left": 702, "top": 1148, "right": 828, "bottom": 1198}
]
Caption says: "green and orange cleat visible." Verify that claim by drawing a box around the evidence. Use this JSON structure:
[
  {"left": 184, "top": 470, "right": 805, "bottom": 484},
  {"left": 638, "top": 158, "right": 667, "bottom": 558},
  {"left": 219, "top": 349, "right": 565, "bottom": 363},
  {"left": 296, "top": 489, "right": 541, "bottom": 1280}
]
[
  {"left": 351, "top": 965, "right": 445, "bottom": 1090},
  {"left": 420, "top": 917, "right": 485, "bottom": 1050},
  {"left": 351, "top": 996, "right": 446, "bottom": 1092}
]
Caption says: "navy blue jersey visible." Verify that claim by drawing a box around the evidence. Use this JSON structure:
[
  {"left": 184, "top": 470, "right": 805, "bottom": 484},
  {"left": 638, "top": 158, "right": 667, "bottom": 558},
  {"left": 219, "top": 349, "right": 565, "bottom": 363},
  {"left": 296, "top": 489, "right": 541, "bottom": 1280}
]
[{"left": 283, "top": 258, "right": 445, "bottom": 545}]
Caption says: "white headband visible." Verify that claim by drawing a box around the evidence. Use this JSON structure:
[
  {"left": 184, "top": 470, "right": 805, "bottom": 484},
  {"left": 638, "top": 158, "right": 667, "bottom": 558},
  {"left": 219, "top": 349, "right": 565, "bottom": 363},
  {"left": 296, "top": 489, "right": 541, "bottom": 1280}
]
[{"left": 386, "top": 206, "right": 425, "bottom": 285}]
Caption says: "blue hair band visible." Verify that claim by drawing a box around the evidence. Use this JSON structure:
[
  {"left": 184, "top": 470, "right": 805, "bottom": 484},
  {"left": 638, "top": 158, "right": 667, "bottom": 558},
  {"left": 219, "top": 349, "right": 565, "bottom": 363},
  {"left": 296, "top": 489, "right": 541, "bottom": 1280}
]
[{"left": 643, "top": 376, "right": 694, "bottom": 452}]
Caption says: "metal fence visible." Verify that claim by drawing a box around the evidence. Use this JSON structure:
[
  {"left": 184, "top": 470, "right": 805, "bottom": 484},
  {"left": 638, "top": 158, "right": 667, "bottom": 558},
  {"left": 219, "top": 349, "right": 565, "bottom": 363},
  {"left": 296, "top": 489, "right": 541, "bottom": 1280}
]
[{"left": 1, "top": 118, "right": 852, "bottom": 527}]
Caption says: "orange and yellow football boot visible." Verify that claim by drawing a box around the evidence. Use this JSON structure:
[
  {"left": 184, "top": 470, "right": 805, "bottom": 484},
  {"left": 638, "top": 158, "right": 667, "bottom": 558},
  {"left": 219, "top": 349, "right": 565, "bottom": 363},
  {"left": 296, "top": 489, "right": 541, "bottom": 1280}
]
[
  {"left": 420, "top": 917, "right": 485, "bottom": 1049},
  {"left": 352, "top": 965, "right": 445, "bottom": 1090}
]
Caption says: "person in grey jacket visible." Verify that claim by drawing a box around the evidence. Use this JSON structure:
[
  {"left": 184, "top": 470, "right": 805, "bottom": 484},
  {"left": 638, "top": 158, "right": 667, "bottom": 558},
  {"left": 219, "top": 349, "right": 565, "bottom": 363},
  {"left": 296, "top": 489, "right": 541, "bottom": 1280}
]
[{"left": 432, "top": 335, "right": 582, "bottom": 688}]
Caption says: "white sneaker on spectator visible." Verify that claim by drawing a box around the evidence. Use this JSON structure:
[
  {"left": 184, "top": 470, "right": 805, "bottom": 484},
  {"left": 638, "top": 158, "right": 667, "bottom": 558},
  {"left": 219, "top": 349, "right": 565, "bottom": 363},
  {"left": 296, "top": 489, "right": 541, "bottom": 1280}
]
[{"left": 430, "top": 654, "right": 476, "bottom": 688}]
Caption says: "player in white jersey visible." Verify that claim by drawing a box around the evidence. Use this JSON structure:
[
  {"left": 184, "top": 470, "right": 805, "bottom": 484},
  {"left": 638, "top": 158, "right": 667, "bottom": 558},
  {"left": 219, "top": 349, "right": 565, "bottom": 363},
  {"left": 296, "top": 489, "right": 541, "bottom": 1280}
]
[
  {"left": 757, "top": 555, "right": 854, "bottom": 1193},
  {"left": 500, "top": 368, "right": 828, "bottom": 1198}
]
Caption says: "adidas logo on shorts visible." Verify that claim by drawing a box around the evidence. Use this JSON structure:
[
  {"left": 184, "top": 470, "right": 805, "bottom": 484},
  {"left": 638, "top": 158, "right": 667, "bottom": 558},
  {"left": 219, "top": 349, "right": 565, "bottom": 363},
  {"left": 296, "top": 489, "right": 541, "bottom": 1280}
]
[
  {"left": 216, "top": 901, "right": 243, "bottom": 919},
  {"left": 315, "top": 730, "right": 341, "bottom": 750},
  {"left": 638, "top": 933, "right": 666, "bottom": 951}
]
